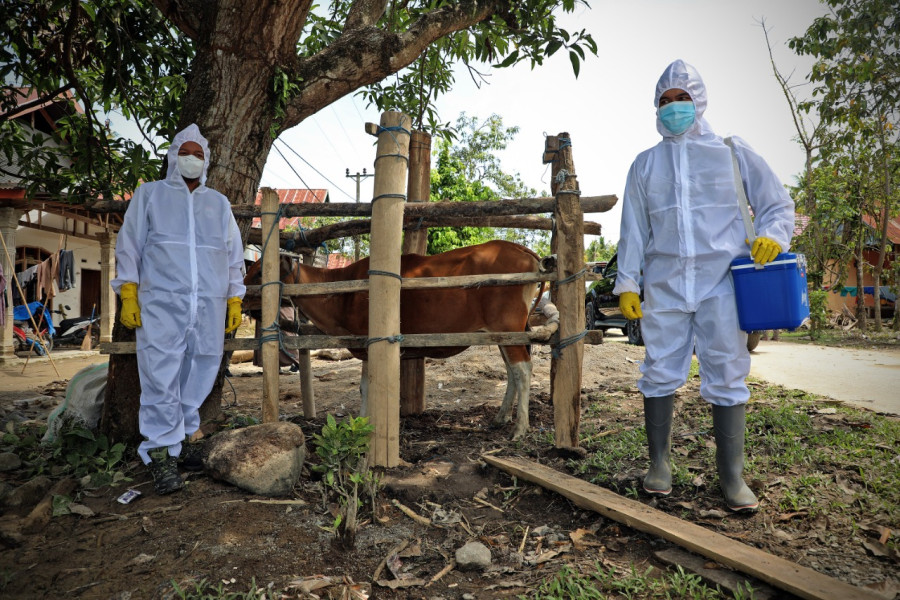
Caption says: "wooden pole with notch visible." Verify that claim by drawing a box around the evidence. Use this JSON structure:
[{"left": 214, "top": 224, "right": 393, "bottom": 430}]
[{"left": 545, "top": 133, "right": 585, "bottom": 449}]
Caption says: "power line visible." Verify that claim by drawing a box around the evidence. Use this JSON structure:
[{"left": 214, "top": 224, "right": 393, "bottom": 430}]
[
  {"left": 270, "top": 143, "right": 327, "bottom": 205},
  {"left": 275, "top": 138, "right": 356, "bottom": 201}
]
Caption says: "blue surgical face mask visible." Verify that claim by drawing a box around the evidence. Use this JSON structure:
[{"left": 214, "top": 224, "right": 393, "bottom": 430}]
[{"left": 658, "top": 101, "right": 696, "bottom": 135}]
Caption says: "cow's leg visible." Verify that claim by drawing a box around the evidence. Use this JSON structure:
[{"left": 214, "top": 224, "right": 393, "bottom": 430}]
[
  {"left": 494, "top": 346, "right": 533, "bottom": 439},
  {"left": 494, "top": 347, "right": 518, "bottom": 426},
  {"left": 359, "top": 360, "right": 369, "bottom": 417}
]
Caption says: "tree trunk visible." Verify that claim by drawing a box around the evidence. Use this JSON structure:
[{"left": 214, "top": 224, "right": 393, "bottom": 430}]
[{"left": 855, "top": 222, "right": 868, "bottom": 331}]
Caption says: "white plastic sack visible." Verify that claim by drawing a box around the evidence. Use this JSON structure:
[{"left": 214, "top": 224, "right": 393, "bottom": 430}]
[{"left": 42, "top": 362, "right": 109, "bottom": 444}]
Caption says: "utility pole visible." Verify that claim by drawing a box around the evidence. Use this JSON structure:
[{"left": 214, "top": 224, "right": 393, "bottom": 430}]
[{"left": 346, "top": 168, "right": 374, "bottom": 262}]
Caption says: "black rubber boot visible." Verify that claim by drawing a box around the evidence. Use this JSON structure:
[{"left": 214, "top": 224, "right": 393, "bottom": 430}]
[
  {"left": 179, "top": 437, "right": 204, "bottom": 472},
  {"left": 712, "top": 404, "right": 759, "bottom": 512},
  {"left": 147, "top": 448, "right": 183, "bottom": 495},
  {"left": 643, "top": 395, "right": 675, "bottom": 496}
]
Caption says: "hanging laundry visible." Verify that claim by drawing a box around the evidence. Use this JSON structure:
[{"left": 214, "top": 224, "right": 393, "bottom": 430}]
[
  {"left": 58, "top": 250, "right": 75, "bottom": 290},
  {"left": 37, "top": 257, "right": 56, "bottom": 301}
]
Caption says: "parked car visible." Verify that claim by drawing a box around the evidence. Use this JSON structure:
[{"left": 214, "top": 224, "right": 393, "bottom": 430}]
[
  {"left": 585, "top": 253, "right": 644, "bottom": 345},
  {"left": 585, "top": 253, "right": 763, "bottom": 351}
]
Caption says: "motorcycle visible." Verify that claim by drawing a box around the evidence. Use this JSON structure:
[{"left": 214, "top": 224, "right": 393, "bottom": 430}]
[
  {"left": 12, "top": 302, "right": 55, "bottom": 355},
  {"left": 52, "top": 304, "right": 99, "bottom": 347}
]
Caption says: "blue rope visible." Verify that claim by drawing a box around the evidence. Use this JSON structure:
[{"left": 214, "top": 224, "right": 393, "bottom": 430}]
[
  {"left": 366, "top": 334, "right": 403, "bottom": 348},
  {"left": 552, "top": 329, "right": 588, "bottom": 359},
  {"left": 259, "top": 206, "right": 285, "bottom": 258},
  {"left": 373, "top": 122, "right": 411, "bottom": 166}
]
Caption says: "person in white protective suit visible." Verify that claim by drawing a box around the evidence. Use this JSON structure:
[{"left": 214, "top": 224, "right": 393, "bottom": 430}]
[
  {"left": 112, "top": 124, "right": 245, "bottom": 495},
  {"left": 613, "top": 60, "right": 795, "bottom": 512}
]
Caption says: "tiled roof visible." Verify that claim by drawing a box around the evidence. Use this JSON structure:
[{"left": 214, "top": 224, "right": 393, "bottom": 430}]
[
  {"left": 862, "top": 214, "right": 900, "bottom": 244},
  {"left": 251, "top": 188, "right": 329, "bottom": 229}
]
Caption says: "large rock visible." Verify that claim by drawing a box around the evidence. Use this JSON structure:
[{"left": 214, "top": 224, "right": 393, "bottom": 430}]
[{"left": 204, "top": 422, "right": 306, "bottom": 496}]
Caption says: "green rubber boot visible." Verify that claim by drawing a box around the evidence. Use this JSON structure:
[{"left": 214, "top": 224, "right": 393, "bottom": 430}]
[
  {"left": 643, "top": 395, "right": 675, "bottom": 496},
  {"left": 712, "top": 404, "right": 759, "bottom": 512}
]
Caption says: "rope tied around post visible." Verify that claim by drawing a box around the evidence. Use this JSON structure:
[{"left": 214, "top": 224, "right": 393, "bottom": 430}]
[
  {"left": 367, "top": 269, "right": 402, "bottom": 281},
  {"left": 259, "top": 205, "right": 285, "bottom": 256},
  {"left": 552, "top": 329, "right": 588, "bottom": 359},
  {"left": 552, "top": 266, "right": 588, "bottom": 288},
  {"left": 373, "top": 123, "right": 412, "bottom": 166},
  {"left": 372, "top": 192, "right": 407, "bottom": 203},
  {"left": 365, "top": 334, "right": 404, "bottom": 348}
]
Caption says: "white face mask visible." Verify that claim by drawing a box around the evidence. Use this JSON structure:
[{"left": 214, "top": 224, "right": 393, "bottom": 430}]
[{"left": 177, "top": 154, "right": 205, "bottom": 180}]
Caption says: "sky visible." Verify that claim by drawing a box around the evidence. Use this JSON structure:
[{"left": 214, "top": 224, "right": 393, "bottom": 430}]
[{"left": 258, "top": 0, "right": 829, "bottom": 246}]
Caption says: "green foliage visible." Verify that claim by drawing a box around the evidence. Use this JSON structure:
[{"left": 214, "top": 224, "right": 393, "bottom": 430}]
[
  {"left": 585, "top": 237, "right": 616, "bottom": 263},
  {"left": 0, "top": 0, "right": 192, "bottom": 201},
  {"left": 522, "top": 562, "right": 738, "bottom": 599},
  {"left": 1, "top": 420, "right": 129, "bottom": 489},
  {"left": 311, "top": 414, "right": 379, "bottom": 547},
  {"left": 171, "top": 577, "right": 278, "bottom": 600},
  {"left": 808, "top": 288, "right": 829, "bottom": 337},
  {"left": 428, "top": 112, "right": 550, "bottom": 255},
  {"left": 270, "top": 67, "right": 303, "bottom": 139},
  {"left": 49, "top": 424, "right": 128, "bottom": 487},
  {"left": 357, "top": 2, "right": 597, "bottom": 133}
]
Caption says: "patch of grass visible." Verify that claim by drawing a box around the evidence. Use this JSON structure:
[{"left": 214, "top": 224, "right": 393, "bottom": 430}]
[
  {"left": 571, "top": 426, "right": 645, "bottom": 486},
  {"left": 171, "top": 577, "right": 277, "bottom": 600},
  {"left": 746, "top": 391, "right": 900, "bottom": 521},
  {"left": 522, "top": 562, "right": 746, "bottom": 599}
]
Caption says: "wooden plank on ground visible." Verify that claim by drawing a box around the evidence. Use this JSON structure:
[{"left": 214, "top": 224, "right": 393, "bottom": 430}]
[
  {"left": 654, "top": 547, "right": 780, "bottom": 600},
  {"left": 482, "top": 455, "right": 882, "bottom": 600}
]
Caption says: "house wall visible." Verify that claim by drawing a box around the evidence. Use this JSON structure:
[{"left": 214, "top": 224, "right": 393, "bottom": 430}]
[
  {"left": 824, "top": 249, "right": 897, "bottom": 315},
  {"left": 16, "top": 212, "right": 106, "bottom": 325}
]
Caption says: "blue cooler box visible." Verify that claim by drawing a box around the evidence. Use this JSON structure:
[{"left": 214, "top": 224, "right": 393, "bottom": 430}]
[{"left": 730, "top": 253, "right": 809, "bottom": 331}]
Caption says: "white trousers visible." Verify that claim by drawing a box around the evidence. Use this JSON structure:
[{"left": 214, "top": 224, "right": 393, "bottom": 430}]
[
  {"left": 136, "top": 318, "right": 222, "bottom": 464},
  {"left": 638, "top": 293, "right": 750, "bottom": 406}
]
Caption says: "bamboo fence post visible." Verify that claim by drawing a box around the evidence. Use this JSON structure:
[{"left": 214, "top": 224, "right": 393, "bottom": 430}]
[
  {"left": 260, "top": 188, "right": 281, "bottom": 423},
  {"left": 299, "top": 254, "right": 315, "bottom": 417},
  {"left": 546, "top": 133, "right": 585, "bottom": 449},
  {"left": 365, "top": 112, "right": 410, "bottom": 467},
  {"left": 399, "top": 130, "right": 431, "bottom": 416}
]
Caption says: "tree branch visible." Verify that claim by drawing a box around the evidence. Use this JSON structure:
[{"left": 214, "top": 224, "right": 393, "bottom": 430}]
[
  {"left": 281, "top": 0, "right": 503, "bottom": 130},
  {"left": 149, "top": 0, "right": 203, "bottom": 39},
  {"left": 0, "top": 85, "right": 76, "bottom": 122},
  {"left": 346, "top": 0, "right": 388, "bottom": 30}
]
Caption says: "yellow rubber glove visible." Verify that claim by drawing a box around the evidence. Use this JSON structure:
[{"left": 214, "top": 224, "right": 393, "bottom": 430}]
[
  {"left": 225, "top": 296, "right": 243, "bottom": 333},
  {"left": 619, "top": 291, "right": 643, "bottom": 320},
  {"left": 750, "top": 236, "right": 781, "bottom": 265},
  {"left": 119, "top": 282, "right": 142, "bottom": 328}
]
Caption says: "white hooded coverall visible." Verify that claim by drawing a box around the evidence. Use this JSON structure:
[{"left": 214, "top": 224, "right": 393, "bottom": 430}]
[
  {"left": 112, "top": 124, "right": 246, "bottom": 463},
  {"left": 613, "top": 60, "right": 795, "bottom": 406}
]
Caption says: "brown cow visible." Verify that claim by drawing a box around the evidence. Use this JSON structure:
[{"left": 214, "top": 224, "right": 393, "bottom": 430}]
[{"left": 246, "top": 240, "right": 551, "bottom": 438}]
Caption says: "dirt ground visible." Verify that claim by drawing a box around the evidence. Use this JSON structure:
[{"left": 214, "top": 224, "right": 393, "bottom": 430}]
[{"left": 1, "top": 334, "right": 898, "bottom": 599}]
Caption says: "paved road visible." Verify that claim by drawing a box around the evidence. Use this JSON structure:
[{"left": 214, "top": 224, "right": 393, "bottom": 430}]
[
  {"left": 748, "top": 341, "right": 900, "bottom": 415},
  {"left": 604, "top": 331, "right": 900, "bottom": 415}
]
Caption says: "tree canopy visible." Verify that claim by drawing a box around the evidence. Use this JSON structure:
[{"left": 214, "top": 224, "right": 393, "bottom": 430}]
[{"left": 1, "top": 0, "right": 596, "bottom": 216}]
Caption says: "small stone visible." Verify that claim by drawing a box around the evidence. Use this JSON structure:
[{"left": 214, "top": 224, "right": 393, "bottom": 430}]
[
  {"left": 0, "top": 452, "right": 22, "bottom": 472},
  {"left": 3, "top": 475, "right": 53, "bottom": 509},
  {"left": 455, "top": 541, "right": 492, "bottom": 571}
]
